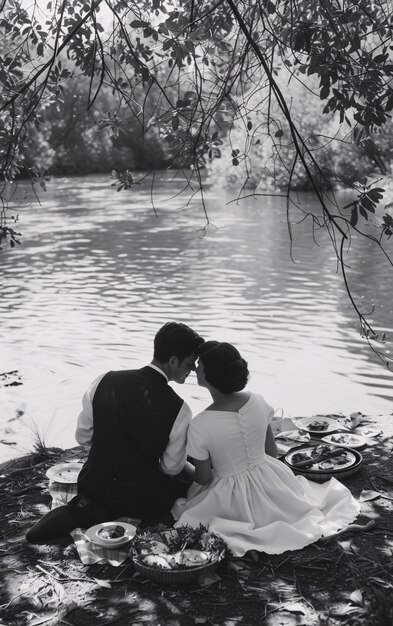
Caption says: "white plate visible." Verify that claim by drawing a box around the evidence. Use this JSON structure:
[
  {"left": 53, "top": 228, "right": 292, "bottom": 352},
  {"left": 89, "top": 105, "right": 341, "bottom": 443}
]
[
  {"left": 322, "top": 433, "right": 367, "bottom": 449},
  {"left": 85, "top": 521, "right": 137, "bottom": 549},
  {"left": 46, "top": 462, "right": 84, "bottom": 483},
  {"left": 294, "top": 417, "right": 341, "bottom": 434}
]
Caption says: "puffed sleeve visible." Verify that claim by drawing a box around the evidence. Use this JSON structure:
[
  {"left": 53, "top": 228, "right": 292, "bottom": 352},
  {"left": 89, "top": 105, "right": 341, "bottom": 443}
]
[
  {"left": 265, "top": 399, "right": 275, "bottom": 424},
  {"left": 253, "top": 393, "right": 274, "bottom": 425},
  {"left": 187, "top": 415, "right": 210, "bottom": 461}
]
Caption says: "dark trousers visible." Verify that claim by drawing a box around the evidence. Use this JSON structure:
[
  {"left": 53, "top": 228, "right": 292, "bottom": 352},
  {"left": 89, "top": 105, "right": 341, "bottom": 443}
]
[
  {"left": 26, "top": 493, "right": 112, "bottom": 543},
  {"left": 26, "top": 473, "right": 191, "bottom": 543}
]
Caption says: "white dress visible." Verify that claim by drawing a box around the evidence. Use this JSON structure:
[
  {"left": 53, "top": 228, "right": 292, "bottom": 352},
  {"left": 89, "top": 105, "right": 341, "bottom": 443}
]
[{"left": 172, "top": 393, "right": 360, "bottom": 556}]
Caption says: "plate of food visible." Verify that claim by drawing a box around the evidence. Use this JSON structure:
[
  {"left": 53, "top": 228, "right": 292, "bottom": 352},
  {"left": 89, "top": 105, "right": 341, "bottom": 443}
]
[
  {"left": 294, "top": 417, "right": 341, "bottom": 434},
  {"left": 85, "top": 521, "right": 137, "bottom": 548},
  {"left": 322, "top": 433, "right": 367, "bottom": 449},
  {"left": 284, "top": 444, "right": 362, "bottom": 482},
  {"left": 46, "top": 462, "right": 84, "bottom": 484}
]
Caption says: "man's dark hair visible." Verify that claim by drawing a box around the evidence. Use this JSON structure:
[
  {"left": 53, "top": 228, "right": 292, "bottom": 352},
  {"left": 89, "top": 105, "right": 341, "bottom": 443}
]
[{"left": 154, "top": 322, "right": 205, "bottom": 363}]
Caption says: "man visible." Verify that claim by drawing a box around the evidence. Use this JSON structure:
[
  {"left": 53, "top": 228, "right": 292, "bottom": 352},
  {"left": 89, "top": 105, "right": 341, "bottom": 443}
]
[{"left": 26, "top": 322, "right": 204, "bottom": 542}]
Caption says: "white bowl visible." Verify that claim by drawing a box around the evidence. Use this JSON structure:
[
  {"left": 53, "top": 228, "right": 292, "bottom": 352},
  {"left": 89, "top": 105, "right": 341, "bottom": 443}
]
[{"left": 95, "top": 523, "right": 127, "bottom": 545}]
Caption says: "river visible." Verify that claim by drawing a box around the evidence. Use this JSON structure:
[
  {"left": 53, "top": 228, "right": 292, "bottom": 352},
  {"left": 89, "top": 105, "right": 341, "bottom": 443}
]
[{"left": 1, "top": 173, "right": 392, "bottom": 462}]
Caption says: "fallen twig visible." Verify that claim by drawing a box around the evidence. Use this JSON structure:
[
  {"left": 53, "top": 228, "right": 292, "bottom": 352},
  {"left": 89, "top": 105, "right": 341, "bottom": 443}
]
[
  {"left": 293, "top": 572, "right": 315, "bottom": 612},
  {"left": 36, "top": 564, "right": 93, "bottom": 584}
]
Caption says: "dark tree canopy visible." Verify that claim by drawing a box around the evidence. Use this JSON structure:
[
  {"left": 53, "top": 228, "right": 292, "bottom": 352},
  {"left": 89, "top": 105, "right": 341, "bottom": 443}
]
[{"left": 1, "top": 0, "right": 393, "bottom": 366}]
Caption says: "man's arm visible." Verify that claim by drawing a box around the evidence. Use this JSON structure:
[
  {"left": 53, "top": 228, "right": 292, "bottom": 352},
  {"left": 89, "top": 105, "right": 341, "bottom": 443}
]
[
  {"left": 192, "top": 457, "right": 212, "bottom": 485},
  {"left": 75, "top": 374, "right": 104, "bottom": 446},
  {"left": 160, "top": 401, "right": 192, "bottom": 475}
]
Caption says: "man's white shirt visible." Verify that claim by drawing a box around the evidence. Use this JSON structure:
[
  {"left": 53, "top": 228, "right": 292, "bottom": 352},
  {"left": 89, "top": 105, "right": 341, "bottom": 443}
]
[{"left": 75, "top": 365, "right": 192, "bottom": 475}]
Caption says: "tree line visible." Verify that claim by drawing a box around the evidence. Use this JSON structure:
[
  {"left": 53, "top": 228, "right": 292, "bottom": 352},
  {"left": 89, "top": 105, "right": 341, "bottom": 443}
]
[{"left": 20, "top": 67, "right": 393, "bottom": 190}]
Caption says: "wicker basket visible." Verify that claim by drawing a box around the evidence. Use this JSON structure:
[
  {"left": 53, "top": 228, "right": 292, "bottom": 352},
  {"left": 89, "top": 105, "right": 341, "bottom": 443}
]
[
  {"left": 132, "top": 553, "right": 221, "bottom": 585},
  {"left": 284, "top": 444, "right": 363, "bottom": 483}
]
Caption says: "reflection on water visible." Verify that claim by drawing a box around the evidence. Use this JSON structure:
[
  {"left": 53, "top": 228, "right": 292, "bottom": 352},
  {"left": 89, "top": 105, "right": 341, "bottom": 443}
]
[{"left": 1, "top": 174, "right": 392, "bottom": 461}]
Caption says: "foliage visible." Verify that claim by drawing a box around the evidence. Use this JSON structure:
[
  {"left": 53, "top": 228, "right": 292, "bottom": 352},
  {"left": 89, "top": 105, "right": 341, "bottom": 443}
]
[
  {"left": 14, "top": 74, "right": 172, "bottom": 175},
  {"left": 207, "top": 76, "right": 393, "bottom": 193},
  {"left": 1, "top": 0, "right": 393, "bottom": 367}
]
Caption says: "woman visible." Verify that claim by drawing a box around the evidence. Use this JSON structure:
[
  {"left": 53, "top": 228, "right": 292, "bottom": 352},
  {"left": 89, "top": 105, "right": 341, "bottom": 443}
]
[{"left": 172, "top": 341, "right": 360, "bottom": 556}]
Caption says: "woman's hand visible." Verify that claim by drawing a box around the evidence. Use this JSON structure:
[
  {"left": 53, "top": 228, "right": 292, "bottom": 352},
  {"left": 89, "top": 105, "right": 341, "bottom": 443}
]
[
  {"left": 265, "top": 425, "right": 278, "bottom": 458},
  {"left": 192, "top": 456, "right": 212, "bottom": 485}
]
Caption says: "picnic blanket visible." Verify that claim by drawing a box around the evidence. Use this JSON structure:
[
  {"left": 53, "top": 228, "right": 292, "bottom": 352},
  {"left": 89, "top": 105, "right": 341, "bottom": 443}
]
[
  {"left": 49, "top": 481, "right": 78, "bottom": 509},
  {"left": 70, "top": 528, "right": 131, "bottom": 566}
]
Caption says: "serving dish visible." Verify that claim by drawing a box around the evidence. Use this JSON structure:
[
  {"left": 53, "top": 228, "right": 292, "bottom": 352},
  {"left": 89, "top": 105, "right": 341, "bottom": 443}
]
[
  {"left": 129, "top": 525, "right": 226, "bottom": 585},
  {"left": 46, "top": 462, "right": 84, "bottom": 484},
  {"left": 284, "top": 444, "right": 363, "bottom": 483}
]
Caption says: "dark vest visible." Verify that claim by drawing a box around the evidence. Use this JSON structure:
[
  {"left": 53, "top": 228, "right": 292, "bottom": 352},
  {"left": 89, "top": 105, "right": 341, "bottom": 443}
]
[{"left": 77, "top": 366, "right": 184, "bottom": 517}]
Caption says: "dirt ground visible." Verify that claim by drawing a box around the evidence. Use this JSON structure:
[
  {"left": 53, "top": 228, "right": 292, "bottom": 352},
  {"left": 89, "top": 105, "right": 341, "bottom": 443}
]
[{"left": 2, "top": 413, "right": 393, "bottom": 626}]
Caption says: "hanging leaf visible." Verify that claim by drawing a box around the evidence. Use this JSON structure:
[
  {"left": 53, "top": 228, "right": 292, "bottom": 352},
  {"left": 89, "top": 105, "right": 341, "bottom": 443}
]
[
  {"left": 367, "top": 187, "right": 384, "bottom": 202},
  {"left": 130, "top": 20, "right": 150, "bottom": 28},
  {"left": 360, "top": 195, "right": 376, "bottom": 212},
  {"left": 320, "top": 83, "right": 330, "bottom": 100},
  {"left": 359, "top": 206, "right": 368, "bottom": 220},
  {"left": 350, "top": 206, "right": 358, "bottom": 226}
]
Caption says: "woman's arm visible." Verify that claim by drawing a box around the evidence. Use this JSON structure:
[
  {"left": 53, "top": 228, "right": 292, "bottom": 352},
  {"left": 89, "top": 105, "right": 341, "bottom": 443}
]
[
  {"left": 192, "top": 457, "right": 212, "bottom": 485},
  {"left": 265, "top": 424, "right": 278, "bottom": 458}
]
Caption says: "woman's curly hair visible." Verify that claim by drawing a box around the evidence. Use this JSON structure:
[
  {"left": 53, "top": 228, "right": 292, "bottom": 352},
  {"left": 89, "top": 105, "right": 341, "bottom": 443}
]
[{"left": 199, "top": 341, "right": 249, "bottom": 394}]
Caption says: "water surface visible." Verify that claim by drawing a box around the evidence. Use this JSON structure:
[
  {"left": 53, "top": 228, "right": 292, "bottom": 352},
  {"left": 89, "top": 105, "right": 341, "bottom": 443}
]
[{"left": 1, "top": 174, "right": 392, "bottom": 461}]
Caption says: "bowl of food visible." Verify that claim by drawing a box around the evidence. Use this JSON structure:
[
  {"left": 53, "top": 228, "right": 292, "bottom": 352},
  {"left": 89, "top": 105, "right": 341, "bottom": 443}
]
[
  {"left": 97, "top": 524, "right": 126, "bottom": 543},
  {"left": 85, "top": 521, "right": 137, "bottom": 548},
  {"left": 129, "top": 525, "right": 227, "bottom": 585},
  {"left": 294, "top": 417, "right": 342, "bottom": 434}
]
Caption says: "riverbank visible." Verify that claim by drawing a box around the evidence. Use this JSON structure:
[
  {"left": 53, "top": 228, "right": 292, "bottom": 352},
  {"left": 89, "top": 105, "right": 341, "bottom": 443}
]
[{"left": 1, "top": 412, "right": 393, "bottom": 626}]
